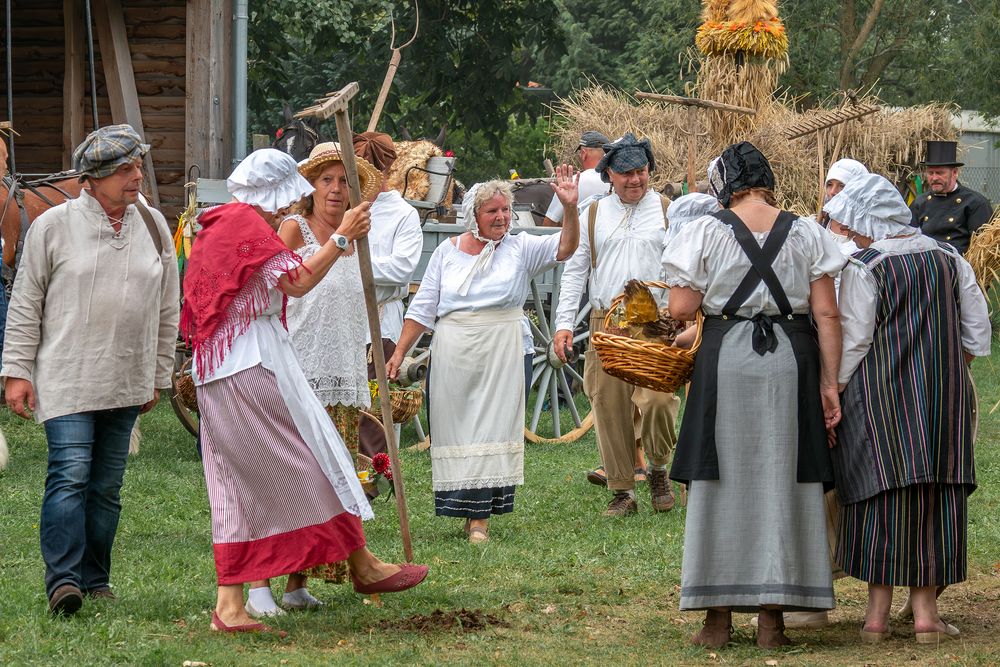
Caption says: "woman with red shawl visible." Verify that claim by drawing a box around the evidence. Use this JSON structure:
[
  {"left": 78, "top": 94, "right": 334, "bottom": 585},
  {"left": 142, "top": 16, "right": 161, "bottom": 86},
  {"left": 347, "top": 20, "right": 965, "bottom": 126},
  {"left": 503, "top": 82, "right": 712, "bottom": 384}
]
[{"left": 181, "top": 149, "right": 427, "bottom": 636}]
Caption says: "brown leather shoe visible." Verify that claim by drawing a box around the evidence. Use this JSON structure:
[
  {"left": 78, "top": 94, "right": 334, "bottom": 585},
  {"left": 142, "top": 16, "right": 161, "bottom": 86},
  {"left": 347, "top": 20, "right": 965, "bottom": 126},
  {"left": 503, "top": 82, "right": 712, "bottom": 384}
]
[
  {"left": 49, "top": 584, "right": 83, "bottom": 616},
  {"left": 691, "top": 609, "right": 732, "bottom": 648},
  {"left": 649, "top": 469, "right": 675, "bottom": 512},
  {"left": 603, "top": 491, "right": 638, "bottom": 516},
  {"left": 756, "top": 609, "right": 792, "bottom": 648},
  {"left": 85, "top": 588, "right": 117, "bottom": 600}
]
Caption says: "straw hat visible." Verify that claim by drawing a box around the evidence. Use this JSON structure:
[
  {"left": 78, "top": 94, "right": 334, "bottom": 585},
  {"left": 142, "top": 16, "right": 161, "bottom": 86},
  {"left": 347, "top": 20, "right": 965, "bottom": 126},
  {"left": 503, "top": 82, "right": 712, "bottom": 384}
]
[{"left": 298, "top": 142, "right": 381, "bottom": 202}]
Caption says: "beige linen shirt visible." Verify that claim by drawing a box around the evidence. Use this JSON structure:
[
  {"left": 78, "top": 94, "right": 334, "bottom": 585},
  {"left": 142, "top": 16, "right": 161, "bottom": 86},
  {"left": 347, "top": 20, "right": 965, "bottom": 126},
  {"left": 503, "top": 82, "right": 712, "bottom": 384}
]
[{"left": 1, "top": 190, "right": 179, "bottom": 422}]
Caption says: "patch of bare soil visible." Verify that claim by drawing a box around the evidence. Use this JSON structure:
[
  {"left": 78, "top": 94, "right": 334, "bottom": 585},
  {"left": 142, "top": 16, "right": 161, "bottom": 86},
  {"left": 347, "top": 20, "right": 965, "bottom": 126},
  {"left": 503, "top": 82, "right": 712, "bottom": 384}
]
[{"left": 375, "top": 608, "right": 508, "bottom": 633}]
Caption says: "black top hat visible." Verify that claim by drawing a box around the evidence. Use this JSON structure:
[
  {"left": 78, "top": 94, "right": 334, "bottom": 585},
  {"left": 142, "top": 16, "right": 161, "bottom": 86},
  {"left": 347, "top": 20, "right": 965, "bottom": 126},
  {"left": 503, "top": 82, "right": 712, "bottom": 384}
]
[{"left": 921, "top": 140, "right": 963, "bottom": 167}]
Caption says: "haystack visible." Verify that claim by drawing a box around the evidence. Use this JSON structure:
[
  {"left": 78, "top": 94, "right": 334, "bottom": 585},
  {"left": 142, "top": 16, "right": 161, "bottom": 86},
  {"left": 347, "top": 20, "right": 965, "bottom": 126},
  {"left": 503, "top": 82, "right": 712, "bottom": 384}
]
[
  {"left": 966, "top": 206, "right": 1000, "bottom": 296},
  {"left": 549, "top": 0, "right": 957, "bottom": 216},
  {"left": 387, "top": 140, "right": 442, "bottom": 201}
]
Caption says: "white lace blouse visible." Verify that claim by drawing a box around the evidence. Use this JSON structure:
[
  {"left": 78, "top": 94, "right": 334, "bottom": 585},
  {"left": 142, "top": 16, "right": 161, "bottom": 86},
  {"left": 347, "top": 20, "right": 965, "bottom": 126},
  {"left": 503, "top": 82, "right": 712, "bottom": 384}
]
[
  {"left": 283, "top": 214, "right": 371, "bottom": 408},
  {"left": 662, "top": 214, "right": 846, "bottom": 317},
  {"left": 405, "top": 232, "right": 562, "bottom": 329}
]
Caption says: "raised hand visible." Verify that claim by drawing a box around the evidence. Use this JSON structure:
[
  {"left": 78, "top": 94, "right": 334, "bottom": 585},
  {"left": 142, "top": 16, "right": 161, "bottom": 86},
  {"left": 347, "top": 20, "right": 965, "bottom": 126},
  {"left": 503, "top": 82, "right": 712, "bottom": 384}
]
[{"left": 549, "top": 163, "right": 580, "bottom": 207}]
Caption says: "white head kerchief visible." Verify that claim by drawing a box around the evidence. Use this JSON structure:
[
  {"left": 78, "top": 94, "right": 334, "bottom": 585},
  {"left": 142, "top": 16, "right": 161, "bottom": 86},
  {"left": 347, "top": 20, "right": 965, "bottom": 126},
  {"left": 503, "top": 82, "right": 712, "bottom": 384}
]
[
  {"left": 825, "top": 158, "right": 868, "bottom": 187},
  {"left": 823, "top": 172, "right": 916, "bottom": 241},
  {"left": 457, "top": 182, "right": 510, "bottom": 296},
  {"left": 227, "top": 149, "right": 314, "bottom": 213},
  {"left": 665, "top": 193, "right": 721, "bottom": 244}
]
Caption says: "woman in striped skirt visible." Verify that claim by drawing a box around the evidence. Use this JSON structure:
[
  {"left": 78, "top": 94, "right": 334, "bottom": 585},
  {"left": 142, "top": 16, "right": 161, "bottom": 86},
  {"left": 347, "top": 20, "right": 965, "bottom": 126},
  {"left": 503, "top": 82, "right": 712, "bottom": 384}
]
[
  {"left": 183, "top": 150, "right": 427, "bottom": 636},
  {"left": 828, "top": 173, "right": 990, "bottom": 644}
]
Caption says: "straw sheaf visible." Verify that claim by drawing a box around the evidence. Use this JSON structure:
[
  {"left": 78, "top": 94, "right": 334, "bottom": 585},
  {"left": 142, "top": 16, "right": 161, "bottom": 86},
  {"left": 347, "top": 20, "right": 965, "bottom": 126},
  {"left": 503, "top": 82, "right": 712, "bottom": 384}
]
[
  {"left": 966, "top": 206, "right": 1000, "bottom": 298},
  {"left": 386, "top": 140, "right": 443, "bottom": 201},
  {"left": 550, "top": 78, "right": 957, "bottom": 216}
]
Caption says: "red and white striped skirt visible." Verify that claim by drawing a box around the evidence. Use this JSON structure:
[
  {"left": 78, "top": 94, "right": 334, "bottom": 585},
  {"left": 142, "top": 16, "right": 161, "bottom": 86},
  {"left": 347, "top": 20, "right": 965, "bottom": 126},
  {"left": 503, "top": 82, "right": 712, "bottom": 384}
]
[{"left": 198, "top": 364, "right": 365, "bottom": 585}]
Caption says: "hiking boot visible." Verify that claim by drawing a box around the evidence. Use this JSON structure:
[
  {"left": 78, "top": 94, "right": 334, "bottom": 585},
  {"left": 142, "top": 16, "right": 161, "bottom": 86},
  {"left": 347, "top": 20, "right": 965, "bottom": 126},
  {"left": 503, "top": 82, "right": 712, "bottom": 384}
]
[
  {"left": 649, "top": 468, "right": 675, "bottom": 512},
  {"left": 603, "top": 492, "right": 638, "bottom": 517},
  {"left": 691, "top": 609, "right": 732, "bottom": 649}
]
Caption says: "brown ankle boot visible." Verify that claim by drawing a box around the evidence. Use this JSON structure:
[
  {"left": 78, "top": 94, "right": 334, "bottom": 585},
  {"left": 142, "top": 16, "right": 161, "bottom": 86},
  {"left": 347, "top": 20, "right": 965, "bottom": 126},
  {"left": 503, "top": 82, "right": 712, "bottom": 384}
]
[
  {"left": 690, "top": 609, "right": 732, "bottom": 648},
  {"left": 756, "top": 609, "right": 792, "bottom": 648}
]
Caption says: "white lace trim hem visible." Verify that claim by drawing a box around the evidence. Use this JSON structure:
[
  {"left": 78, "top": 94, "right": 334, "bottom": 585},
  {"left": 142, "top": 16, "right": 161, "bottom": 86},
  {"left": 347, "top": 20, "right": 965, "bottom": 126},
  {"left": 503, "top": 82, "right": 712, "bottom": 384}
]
[{"left": 431, "top": 475, "right": 525, "bottom": 492}]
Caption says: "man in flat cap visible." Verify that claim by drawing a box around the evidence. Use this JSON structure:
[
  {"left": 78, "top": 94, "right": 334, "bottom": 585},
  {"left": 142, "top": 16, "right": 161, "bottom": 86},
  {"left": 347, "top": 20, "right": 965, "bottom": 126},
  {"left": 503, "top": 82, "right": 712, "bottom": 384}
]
[
  {"left": 1, "top": 124, "right": 178, "bottom": 616},
  {"left": 910, "top": 140, "right": 992, "bottom": 254},
  {"left": 552, "top": 133, "right": 680, "bottom": 517},
  {"left": 352, "top": 131, "right": 423, "bottom": 458},
  {"left": 543, "top": 130, "right": 612, "bottom": 226}
]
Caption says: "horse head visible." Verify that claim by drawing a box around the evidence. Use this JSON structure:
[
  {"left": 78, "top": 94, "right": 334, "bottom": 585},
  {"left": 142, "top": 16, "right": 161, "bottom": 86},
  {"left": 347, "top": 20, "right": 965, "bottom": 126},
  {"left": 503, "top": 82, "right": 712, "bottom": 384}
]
[{"left": 272, "top": 103, "right": 320, "bottom": 162}]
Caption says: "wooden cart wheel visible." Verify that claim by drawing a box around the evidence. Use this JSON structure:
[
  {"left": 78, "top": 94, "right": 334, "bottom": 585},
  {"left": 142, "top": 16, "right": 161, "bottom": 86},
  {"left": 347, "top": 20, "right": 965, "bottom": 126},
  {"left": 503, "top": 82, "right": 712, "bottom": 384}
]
[
  {"left": 170, "top": 346, "right": 199, "bottom": 437},
  {"left": 523, "top": 267, "right": 594, "bottom": 444}
]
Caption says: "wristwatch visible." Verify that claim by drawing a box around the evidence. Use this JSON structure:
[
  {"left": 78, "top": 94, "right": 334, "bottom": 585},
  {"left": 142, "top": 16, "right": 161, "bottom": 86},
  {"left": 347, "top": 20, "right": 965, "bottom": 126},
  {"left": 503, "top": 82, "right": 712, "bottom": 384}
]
[{"left": 331, "top": 233, "right": 349, "bottom": 250}]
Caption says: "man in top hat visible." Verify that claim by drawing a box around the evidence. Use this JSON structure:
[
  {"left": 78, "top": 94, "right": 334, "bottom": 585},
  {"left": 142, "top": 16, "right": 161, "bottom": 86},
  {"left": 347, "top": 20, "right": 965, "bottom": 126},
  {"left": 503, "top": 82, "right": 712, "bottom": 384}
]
[
  {"left": 910, "top": 140, "right": 992, "bottom": 254},
  {"left": 542, "top": 130, "right": 612, "bottom": 226},
  {"left": 552, "top": 133, "right": 679, "bottom": 517},
  {"left": 1, "top": 124, "right": 178, "bottom": 616}
]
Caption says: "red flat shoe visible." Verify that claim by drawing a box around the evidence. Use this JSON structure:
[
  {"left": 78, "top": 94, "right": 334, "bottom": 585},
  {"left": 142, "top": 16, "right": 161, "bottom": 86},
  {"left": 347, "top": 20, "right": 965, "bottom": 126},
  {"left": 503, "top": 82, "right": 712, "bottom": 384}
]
[
  {"left": 352, "top": 564, "right": 429, "bottom": 594},
  {"left": 210, "top": 611, "right": 288, "bottom": 638}
]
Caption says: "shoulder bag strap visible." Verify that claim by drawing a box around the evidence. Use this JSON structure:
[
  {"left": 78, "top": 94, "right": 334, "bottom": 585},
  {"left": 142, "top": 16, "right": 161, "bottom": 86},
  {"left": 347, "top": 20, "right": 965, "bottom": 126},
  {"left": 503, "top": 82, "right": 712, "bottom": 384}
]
[{"left": 134, "top": 199, "right": 164, "bottom": 256}]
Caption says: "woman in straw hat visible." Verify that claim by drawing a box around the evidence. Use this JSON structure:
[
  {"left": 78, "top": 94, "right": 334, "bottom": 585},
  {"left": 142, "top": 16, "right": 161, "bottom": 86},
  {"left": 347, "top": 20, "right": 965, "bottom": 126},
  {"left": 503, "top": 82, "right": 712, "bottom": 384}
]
[
  {"left": 386, "top": 167, "right": 580, "bottom": 544},
  {"left": 826, "top": 172, "right": 990, "bottom": 644},
  {"left": 664, "top": 142, "right": 845, "bottom": 649},
  {"left": 240, "top": 143, "right": 386, "bottom": 617},
  {"left": 183, "top": 149, "right": 427, "bottom": 637}
]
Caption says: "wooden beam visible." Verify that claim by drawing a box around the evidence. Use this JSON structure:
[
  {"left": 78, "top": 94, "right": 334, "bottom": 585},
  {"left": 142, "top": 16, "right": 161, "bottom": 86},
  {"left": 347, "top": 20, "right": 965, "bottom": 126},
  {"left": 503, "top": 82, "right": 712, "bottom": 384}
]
[
  {"left": 62, "top": 0, "right": 85, "bottom": 169},
  {"left": 92, "top": 0, "right": 160, "bottom": 208},
  {"left": 635, "top": 91, "right": 757, "bottom": 116},
  {"left": 185, "top": 0, "right": 233, "bottom": 180}
]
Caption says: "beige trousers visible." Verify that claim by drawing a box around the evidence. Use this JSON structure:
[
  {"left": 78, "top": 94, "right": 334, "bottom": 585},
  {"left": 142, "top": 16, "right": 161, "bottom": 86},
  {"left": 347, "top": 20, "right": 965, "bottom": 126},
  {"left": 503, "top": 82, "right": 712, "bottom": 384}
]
[{"left": 584, "top": 311, "right": 680, "bottom": 491}]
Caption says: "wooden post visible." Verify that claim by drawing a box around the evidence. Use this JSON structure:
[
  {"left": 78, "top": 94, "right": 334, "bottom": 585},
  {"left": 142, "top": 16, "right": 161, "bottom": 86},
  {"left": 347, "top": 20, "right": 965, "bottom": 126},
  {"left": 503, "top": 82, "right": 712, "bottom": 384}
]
[
  {"left": 62, "top": 0, "right": 85, "bottom": 169},
  {"left": 186, "top": 0, "right": 233, "bottom": 181},
  {"left": 92, "top": 0, "right": 160, "bottom": 208},
  {"left": 302, "top": 83, "right": 415, "bottom": 562},
  {"left": 635, "top": 91, "right": 755, "bottom": 191}
]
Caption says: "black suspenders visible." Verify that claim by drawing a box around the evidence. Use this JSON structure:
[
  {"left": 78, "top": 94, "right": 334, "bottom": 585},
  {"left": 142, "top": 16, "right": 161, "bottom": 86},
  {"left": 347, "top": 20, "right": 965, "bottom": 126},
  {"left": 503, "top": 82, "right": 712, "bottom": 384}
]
[{"left": 715, "top": 208, "right": 797, "bottom": 318}]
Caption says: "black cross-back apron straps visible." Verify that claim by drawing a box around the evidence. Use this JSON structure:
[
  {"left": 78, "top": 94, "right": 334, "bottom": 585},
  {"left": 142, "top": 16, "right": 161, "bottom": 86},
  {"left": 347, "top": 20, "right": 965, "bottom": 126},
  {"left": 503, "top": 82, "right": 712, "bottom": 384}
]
[
  {"left": 669, "top": 209, "right": 833, "bottom": 488},
  {"left": 717, "top": 208, "right": 797, "bottom": 354}
]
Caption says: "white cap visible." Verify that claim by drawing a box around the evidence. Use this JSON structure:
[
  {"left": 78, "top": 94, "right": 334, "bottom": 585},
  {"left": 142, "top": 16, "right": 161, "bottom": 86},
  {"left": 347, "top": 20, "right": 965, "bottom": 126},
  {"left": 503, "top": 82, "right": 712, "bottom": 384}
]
[
  {"left": 665, "top": 193, "right": 721, "bottom": 243},
  {"left": 227, "top": 148, "right": 314, "bottom": 213},
  {"left": 825, "top": 158, "right": 868, "bottom": 187}
]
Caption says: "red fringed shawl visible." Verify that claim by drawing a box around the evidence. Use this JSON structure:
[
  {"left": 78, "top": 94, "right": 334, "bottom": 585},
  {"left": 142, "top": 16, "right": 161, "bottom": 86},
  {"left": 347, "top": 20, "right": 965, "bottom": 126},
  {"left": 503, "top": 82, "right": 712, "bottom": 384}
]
[{"left": 179, "top": 202, "right": 305, "bottom": 377}]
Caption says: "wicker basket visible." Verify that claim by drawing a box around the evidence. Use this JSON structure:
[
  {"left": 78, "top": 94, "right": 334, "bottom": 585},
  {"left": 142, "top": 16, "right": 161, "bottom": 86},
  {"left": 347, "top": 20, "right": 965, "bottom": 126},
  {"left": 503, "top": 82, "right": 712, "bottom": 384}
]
[
  {"left": 371, "top": 387, "right": 424, "bottom": 424},
  {"left": 174, "top": 359, "right": 199, "bottom": 413},
  {"left": 591, "top": 281, "right": 702, "bottom": 394}
]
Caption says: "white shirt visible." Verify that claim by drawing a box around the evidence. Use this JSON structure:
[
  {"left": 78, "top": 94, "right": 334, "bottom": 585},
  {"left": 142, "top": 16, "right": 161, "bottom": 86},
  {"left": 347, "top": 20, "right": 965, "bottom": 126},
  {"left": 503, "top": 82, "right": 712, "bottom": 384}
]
[
  {"left": 662, "top": 213, "right": 846, "bottom": 317},
  {"left": 405, "top": 232, "right": 561, "bottom": 330},
  {"left": 837, "top": 234, "right": 991, "bottom": 385},
  {"left": 369, "top": 190, "right": 423, "bottom": 342},
  {"left": 553, "top": 190, "right": 667, "bottom": 332},
  {"left": 544, "top": 168, "right": 609, "bottom": 223}
]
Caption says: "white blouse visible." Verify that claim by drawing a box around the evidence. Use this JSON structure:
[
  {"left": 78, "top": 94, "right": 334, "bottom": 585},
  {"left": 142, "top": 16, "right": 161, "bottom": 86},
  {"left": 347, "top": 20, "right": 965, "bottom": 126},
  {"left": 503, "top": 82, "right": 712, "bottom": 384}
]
[
  {"left": 662, "top": 214, "right": 846, "bottom": 317},
  {"left": 405, "top": 231, "right": 562, "bottom": 329},
  {"left": 837, "top": 234, "right": 991, "bottom": 385}
]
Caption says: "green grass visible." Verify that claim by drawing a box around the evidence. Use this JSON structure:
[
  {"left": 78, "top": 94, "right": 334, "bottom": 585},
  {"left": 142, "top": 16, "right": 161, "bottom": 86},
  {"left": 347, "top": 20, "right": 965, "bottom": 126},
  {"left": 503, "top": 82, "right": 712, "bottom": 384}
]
[{"left": 2, "top": 355, "right": 1000, "bottom": 666}]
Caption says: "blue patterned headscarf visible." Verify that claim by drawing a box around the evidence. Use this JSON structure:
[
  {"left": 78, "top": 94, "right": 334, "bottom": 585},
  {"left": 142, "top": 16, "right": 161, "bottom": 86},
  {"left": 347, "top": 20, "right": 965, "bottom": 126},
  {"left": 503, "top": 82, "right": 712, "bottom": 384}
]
[{"left": 595, "top": 133, "right": 656, "bottom": 183}]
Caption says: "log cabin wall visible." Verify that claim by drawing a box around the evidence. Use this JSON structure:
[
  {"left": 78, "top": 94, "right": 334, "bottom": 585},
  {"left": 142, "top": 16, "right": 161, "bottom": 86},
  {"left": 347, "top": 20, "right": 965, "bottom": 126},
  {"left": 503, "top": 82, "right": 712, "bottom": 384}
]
[{"left": 1, "top": 0, "right": 231, "bottom": 222}]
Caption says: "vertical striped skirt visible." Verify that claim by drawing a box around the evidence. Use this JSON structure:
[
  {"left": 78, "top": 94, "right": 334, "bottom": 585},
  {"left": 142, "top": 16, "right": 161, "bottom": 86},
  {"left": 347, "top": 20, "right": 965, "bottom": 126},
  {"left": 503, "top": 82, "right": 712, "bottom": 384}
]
[
  {"left": 198, "top": 365, "right": 366, "bottom": 585},
  {"left": 836, "top": 483, "right": 969, "bottom": 587}
]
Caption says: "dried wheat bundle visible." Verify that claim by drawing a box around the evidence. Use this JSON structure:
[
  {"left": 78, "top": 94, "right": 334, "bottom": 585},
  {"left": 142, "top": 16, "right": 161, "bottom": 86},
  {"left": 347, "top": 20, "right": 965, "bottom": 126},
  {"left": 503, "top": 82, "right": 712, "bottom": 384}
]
[
  {"left": 966, "top": 206, "right": 1000, "bottom": 296},
  {"left": 386, "top": 140, "right": 442, "bottom": 200}
]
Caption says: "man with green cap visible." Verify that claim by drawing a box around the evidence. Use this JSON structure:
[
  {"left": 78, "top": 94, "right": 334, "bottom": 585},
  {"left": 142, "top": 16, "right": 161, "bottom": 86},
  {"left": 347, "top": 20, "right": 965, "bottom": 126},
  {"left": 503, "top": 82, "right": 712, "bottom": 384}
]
[{"left": 1, "top": 124, "right": 178, "bottom": 616}]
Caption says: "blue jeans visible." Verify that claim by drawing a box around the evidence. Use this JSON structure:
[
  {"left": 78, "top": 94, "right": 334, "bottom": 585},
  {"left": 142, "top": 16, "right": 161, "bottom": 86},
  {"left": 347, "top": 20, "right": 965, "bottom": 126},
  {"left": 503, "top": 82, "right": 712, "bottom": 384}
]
[{"left": 41, "top": 406, "right": 141, "bottom": 597}]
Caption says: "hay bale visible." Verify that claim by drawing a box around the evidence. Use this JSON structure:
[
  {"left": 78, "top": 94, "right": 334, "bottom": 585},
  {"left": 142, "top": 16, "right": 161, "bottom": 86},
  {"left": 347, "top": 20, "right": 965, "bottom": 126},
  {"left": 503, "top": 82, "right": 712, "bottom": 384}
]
[{"left": 549, "top": 82, "right": 957, "bottom": 216}]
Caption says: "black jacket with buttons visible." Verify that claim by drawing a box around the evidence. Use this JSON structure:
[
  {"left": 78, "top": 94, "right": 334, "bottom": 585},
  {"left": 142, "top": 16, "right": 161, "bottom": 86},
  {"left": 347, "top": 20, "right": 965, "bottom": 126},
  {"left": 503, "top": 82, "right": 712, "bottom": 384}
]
[{"left": 910, "top": 182, "right": 993, "bottom": 254}]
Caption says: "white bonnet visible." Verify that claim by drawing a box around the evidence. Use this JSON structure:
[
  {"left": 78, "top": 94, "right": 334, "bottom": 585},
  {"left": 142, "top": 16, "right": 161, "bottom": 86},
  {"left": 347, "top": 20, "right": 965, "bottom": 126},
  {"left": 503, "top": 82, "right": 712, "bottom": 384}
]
[
  {"left": 665, "top": 193, "right": 721, "bottom": 243},
  {"left": 823, "top": 172, "right": 915, "bottom": 241},
  {"left": 825, "top": 158, "right": 868, "bottom": 187},
  {"left": 227, "top": 148, "right": 315, "bottom": 213}
]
